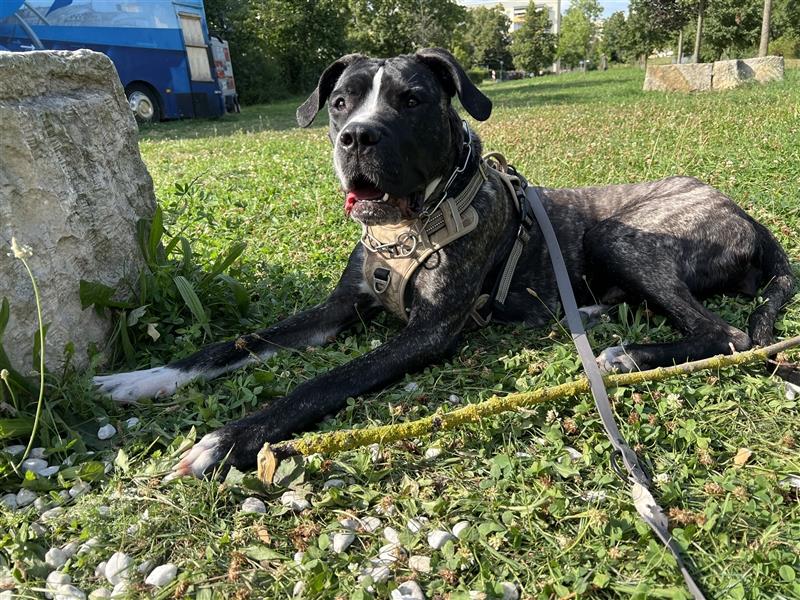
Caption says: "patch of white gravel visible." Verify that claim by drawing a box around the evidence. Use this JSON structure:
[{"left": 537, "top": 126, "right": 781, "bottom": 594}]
[
  {"left": 427, "top": 529, "right": 456, "bottom": 549},
  {"left": 97, "top": 424, "right": 117, "bottom": 440},
  {"left": 332, "top": 532, "right": 355, "bottom": 554},
  {"left": 280, "top": 490, "right": 311, "bottom": 511},
  {"left": 21, "top": 457, "right": 48, "bottom": 475},
  {"left": 383, "top": 527, "right": 400, "bottom": 544},
  {"left": 104, "top": 552, "right": 133, "bottom": 585},
  {"left": 452, "top": 521, "right": 470, "bottom": 539},
  {"left": 16, "top": 488, "right": 37, "bottom": 507},
  {"left": 40, "top": 507, "right": 64, "bottom": 522},
  {"left": 88, "top": 589, "right": 111, "bottom": 599},
  {"left": 1, "top": 493, "right": 17, "bottom": 510},
  {"left": 424, "top": 447, "right": 442, "bottom": 460},
  {"left": 390, "top": 580, "right": 425, "bottom": 600},
  {"left": 408, "top": 555, "right": 431, "bottom": 573},
  {"left": 406, "top": 517, "right": 428, "bottom": 533},
  {"left": 360, "top": 516, "right": 381, "bottom": 533},
  {"left": 45, "top": 548, "right": 68, "bottom": 569},
  {"left": 69, "top": 481, "right": 91, "bottom": 498},
  {"left": 144, "top": 563, "right": 177, "bottom": 587},
  {"left": 241, "top": 497, "right": 266, "bottom": 514}
]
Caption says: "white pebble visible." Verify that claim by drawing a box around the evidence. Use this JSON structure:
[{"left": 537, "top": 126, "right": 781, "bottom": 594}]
[
  {"left": 110, "top": 582, "right": 128, "bottom": 598},
  {"left": 88, "top": 590, "right": 111, "bottom": 600},
  {"left": 452, "top": 521, "right": 470, "bottom": 539},
  {"left": 383, "top": 527, "right": 400, "bottom": 544},
  {"left": 137, "top": 559, "right": 155, "bottom": 575},
  {"left": 46, "top": 548, "right": 69, "bottom": 569},
  {"left": 292, "top": 581, "right": 305, "bottom": 597},
  {"left": 359, "top": 565, "right": 390, "bottom": 585},
  {"left": 97, "top": 506, "right": 110, "bottom": 517},
  {"left": 41, "top": 507, "right": 64, "bottom": 522},
  {"left": 323, "top": 478, "right": 345, "bottom": 490},
  {"left": 30, "top": 447, "right": 46, "bottom": 458},
  {"left": 31, "top": 522, "right": 47, "bottom": 537},
  {"left": 785, "top": 381, "right": 800, "bottom": 400},
  {"left": 105, "top": 552, "right": 134, "bottom": 585},
  {"left": 409, "top": 554, "right": 431, "bottom": 573},
  {"left": 54, "top": 584, "right": 86, "bottom": 600},
  {"left": 360, "top": 516, "right": 381, "bottom": 533},
  {"left": 39, "top": 466, "right": 60, "bottom": 477},
  {"left": 782, "top": 475, "right": 800, "bottom": 489},
  {"left": 582, "top": 490, "right": 608, "bottom": 503},
  {"left": 34, "top": 497, "right": 51, "bottom": 513},
  {"left": 3, "top": 444, "right": 25, "bottom": 456},
  {"left": 424, "top": 447, "right": 442, "bottom": 460},
  {"left": 374, "top": 542, "right": 404, "bottom": 565},
  {"left": 46, "top": 571, "right": 71, "bottom": 593},
  {"left": 69, "top": 481, "right": 91, "bottom": 498},
  {"left": 332, "top": 532, "right": 355, "bottom": 554},
  {"left": 1, "top": 493, "right": 17, "bottom": 510},
  {"left": 280, "top": 491, "right": 311, "bottom": 512},
  {"left": 339, "top": 517, "right": 359, "bottom": 531},
  {"left": 427, "top": 529, "right": 456, "bottom": 549},
  {"left": 97, "top": 425, "right": 117, "bottom": 440},
  {"left": 21, "top": 458, "right": 48, "bottom": 475},
  {"left": 94, "top": 562, "right": 107, "bottom": 578},
  {"left": 0, "top": 591, "right": 13, "bottom": 600},
  {"left": 404, "top": 382, "right": 419, "bottom": 392},
  {"left": 368, "top": 443, "right": 381, "bottom": 463},
  {"left": 293, "top": 551, "right": 304, "bottom": 564},
  {"left": 391, "top": 580, "right": 425, "bottom": 600},
  {"left": 144, "top": 563, "right": 177, "bottom": 587},
  {"left": 124, "top": 417, "right": 140, "bottom": 428},
  {"left": 16, "top": 488, "right": 37, "bottom": 507},
  {"left": 62, "top": 542, "right": 80, "bottom": 558},
  {"left": 564, "top": 446, "right": 582, "bottom": 462},
  {"left": 499, "top": 581, "right": 519, "bottom": 600},
  {"left": 448, "top": 394, "right": 462, "bottom": 404},
  {"left": 406, "top": 517, "right": 428, "bottom": 533},
  {"left": 78, "top": 538, "right": 100, "bottom": 555}
]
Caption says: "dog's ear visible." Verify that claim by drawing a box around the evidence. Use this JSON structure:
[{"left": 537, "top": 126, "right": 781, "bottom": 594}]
[
  {"left": 297, "top": 54, "right": 365, "bottom": 128},
  {"left": 415, "top": 48, "right": 492, "bottom": 122}
]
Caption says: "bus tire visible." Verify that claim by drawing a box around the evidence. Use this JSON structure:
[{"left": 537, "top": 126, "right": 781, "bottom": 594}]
[{"left": 126, "top": 84, "right": 161, "bottom": 123}]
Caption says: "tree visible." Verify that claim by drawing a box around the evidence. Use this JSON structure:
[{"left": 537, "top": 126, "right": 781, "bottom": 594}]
[
  {"left": 600, "top": 11, "right": 629, "bottom": 62},
  {"left": 571, "top": 0, "right": 603, "bottom": 21},
  {"left": 510, "top": 2, "right": 557, "bottom": 73},
  {"left": 759, "top": 0, "right": 773, "bottom": 56},
  {"left": 459, "top": 5, "right": 513, "bottom": 70},
  {"left": 557, "top": 6, "right": 595, "bottom": 68},
  {"left": 623, "top": 0, "right": 694, "bottom": 64},
  {"left": 701, "top": 0, "right": 762, "bottom": 59},
  {"left": 346, "top": 0, "right": 466, "bottom": 57}
]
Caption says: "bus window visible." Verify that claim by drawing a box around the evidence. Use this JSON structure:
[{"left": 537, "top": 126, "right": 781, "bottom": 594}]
[{"left": 178, "top": 12, "right": 211, "bottom": 82}]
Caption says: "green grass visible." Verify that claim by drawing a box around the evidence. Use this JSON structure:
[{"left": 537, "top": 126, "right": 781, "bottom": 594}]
[{"left": 2, "top": 67, "right": 800, "bottom": 599}]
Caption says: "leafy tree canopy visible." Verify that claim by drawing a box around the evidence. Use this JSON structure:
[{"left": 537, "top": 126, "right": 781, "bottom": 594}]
[{"left": 510, "top": 2, "right": 557, "bottom": 72}]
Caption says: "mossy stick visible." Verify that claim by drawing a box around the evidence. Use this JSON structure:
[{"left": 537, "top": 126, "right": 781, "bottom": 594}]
[{"left": 257, "top": 335, "right": 800, "bottom": 484}]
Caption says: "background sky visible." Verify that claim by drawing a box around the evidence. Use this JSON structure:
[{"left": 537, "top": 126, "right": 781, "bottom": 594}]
[{"left": 461, "top": 1, "right": 631, "bottom": 18}]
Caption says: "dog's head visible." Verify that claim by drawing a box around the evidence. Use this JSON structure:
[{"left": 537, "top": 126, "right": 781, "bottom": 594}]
[{"left": 297, "top": 48, "right": 492, "bottom": 226}]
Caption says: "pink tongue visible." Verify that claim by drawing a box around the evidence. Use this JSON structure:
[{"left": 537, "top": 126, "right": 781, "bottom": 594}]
[{"left": 345, "top": 187, "right": 382, "bottom": 215}]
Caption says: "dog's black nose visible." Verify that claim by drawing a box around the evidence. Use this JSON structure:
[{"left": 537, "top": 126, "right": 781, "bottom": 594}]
[{"left": 340, "top": 122, "right": 381, "bottom": 151}]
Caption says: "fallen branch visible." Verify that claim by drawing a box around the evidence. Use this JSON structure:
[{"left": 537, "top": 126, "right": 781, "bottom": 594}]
[{"left": 257, "top": 335, "right": 800, "bottom": 484}]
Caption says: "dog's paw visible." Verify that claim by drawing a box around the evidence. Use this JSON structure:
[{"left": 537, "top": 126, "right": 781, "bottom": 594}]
[
  {"left": 597, "top": 345, "right": 637, "bottom": 373},
  {"left": 93, "top": 366, "right": 194, "bottom": 403},
  {"left": 164, "top": 432, "right": 228, "bottom": 481}
]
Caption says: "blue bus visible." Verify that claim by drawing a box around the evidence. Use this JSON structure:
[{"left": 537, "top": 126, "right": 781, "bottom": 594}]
[{"left": 0, "top": 0, "right": 238, "bottom": 121}]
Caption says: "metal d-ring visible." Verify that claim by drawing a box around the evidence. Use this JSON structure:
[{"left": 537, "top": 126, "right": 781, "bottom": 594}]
[{"left": 395, "top": 231, "right": 418, "bottom": 257}]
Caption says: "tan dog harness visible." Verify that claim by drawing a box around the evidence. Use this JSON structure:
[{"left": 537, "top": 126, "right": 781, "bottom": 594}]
[{"left": 361, "top": 161, "right": 488, "bottom": 321}]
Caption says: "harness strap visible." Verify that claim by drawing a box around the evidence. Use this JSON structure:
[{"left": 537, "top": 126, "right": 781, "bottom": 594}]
[{"left": 523, "top": 185, "right": 708, "bottom": 600}]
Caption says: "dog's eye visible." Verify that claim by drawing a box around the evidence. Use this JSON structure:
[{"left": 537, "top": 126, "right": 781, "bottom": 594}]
[
  {"left": 333, "top": 98, "right": 346, "bottom": 110},
  {"left": 406, "top": 96, "right": 419, "bottom": 108}
]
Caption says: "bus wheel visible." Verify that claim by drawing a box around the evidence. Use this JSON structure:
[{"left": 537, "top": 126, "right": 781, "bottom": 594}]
[{"left": 126, "top": 84, "right": 160, "bottom": 123}]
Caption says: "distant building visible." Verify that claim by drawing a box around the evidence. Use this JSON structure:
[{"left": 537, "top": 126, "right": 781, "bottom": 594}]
[{"left": 457, "top": 1, "right": 562, "bottom": 35}]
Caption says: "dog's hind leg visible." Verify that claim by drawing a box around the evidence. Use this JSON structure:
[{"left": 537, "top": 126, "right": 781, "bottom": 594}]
[{"left": 94, "top": 246, "right": 379, "bottom": 402}]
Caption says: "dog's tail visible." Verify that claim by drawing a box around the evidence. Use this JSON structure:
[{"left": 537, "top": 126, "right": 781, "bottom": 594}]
[{"left": 747, "top": 223, "right": 799, "bottom": 384}]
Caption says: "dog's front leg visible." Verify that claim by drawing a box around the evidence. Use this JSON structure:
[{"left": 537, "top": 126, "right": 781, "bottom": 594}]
[
  {"left": 170, "top": 312, "right": 466, "bottom": 478},
  {"left": 94, "top": 247, "right": 377, "bottom": 402}
]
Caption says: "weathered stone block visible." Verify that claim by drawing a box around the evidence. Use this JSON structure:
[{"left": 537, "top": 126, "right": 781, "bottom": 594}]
[
  {"left": 712, "top": 59, "right": 749, "bottom": 90},
  {"left": 643, "top": 63, "right": 713, "bottom": 92},
  {"left": 742, "top": 55, "right": 784, "bottom": 83},
  {"left": 0, "top": 50, "right": 155, "bottom": 371}
]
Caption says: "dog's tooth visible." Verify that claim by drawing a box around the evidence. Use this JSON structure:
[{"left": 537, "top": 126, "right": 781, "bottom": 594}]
[{"left": 382, "top": 192, "right": 389, "bottom": 201}]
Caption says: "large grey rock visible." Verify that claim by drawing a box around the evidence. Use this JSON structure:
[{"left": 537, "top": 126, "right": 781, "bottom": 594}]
[
  {"left": 712, "top": 59, "right": 748, "bottom": 90},
  {"left": 0, "top": 50, "right": 155, "bottom": 371},
  {"left": 741, "top": 55, "right": 784, "bottom": 83},
  {"left": 643, "top": 63, "right": 713, "bottom": 92}
]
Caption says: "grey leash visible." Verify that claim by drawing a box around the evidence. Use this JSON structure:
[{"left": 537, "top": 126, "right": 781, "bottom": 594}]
[{"left": 523, "top": 184, "right": 709, "bottom": 600}]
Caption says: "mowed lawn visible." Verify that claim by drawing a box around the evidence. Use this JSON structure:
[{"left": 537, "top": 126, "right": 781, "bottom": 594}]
[{"left": 2, "top": 67, "right": 800, "bottom": 599}]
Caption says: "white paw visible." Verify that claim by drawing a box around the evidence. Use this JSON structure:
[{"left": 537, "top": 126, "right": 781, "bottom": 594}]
[
  {"left": 597, "top": 345, "right": 637, "bottom": 373},
  {"left": 163, "top": 432, "right": 224, "bottom": 481},
  {"left": 93, "top": 366, "right": 195, "bottom": 403}
]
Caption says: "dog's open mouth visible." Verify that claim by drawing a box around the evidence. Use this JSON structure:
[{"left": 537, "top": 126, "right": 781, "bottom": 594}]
[{"left": 344, "top": 176, "right": 423, "bottom": 221}]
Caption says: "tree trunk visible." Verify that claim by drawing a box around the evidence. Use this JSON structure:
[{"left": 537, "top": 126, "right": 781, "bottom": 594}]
[
  {"left": 692, "top": 0, "right": 704, "bottom": 63},
  {"left": 677, "top": 29, "right": 684, "bottom": 64},
  {"left": 759, "top": 0, "right": 773, "bottom": 57}
]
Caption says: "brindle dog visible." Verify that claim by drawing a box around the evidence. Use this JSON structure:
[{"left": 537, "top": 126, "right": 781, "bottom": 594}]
[{"left": 94, "top": 48, "right": 796, "bottom": 479}]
